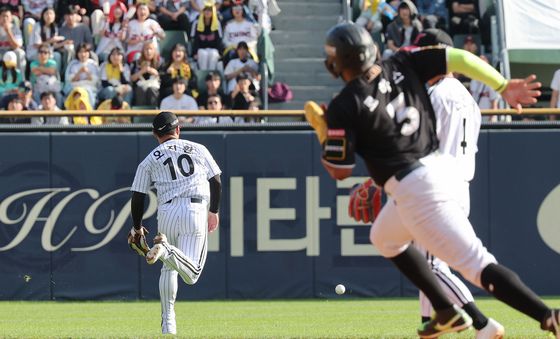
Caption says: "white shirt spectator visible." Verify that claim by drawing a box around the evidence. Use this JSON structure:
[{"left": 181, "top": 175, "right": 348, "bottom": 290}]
[
  {"left": 160, "top": 93, "right": 198, "bottom": 111},
  {"left": 31, "top": 106, "right": 69, "bottom": 125},
  {"left": 126, "top": 18, "right": 163, "bottom": 55},
  {"left": 224, "top": 57, "right": 259, "bottom": 93},
  {"left": 223, "top": 19, "right": 258, "bottom": 51},
  {"left": 469, "top": 79, "right": 499, "bottom": 110},
  {"left": 550, "top": 69, "right": 560, "bottom": 108}
]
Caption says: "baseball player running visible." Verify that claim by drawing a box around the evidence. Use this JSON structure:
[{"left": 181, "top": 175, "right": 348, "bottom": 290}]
[
  {"left": 412, "top": 28, "right": 503, "bottom": 338},
  {"left": 128, "top": 111, "right": 222, "bottom": 335},
  {"left": 306, "top": 22, "right": 559, "bottom": 338}
]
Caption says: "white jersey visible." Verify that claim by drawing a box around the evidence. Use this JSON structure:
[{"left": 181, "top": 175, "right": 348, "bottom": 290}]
[
  {"left": 131, "top": 138, "right": 221, "bottom": 205},
  {"left": 428, "top": 77, "right": 481, "bottom": 182}
]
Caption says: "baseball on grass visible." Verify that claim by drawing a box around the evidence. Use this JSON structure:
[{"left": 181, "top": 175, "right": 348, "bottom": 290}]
[{"left": 335, "top": 284, "right": 346, "bottom": 295}]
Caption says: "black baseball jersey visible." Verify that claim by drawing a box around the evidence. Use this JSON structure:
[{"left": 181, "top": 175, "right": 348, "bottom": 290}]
[{"left": 322, "top": 47, "right": 447, "bottom": 186}]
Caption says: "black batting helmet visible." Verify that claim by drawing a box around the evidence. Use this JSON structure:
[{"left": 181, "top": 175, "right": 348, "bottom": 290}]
[{"left": 324, "top": 22, "right": 377, "bottom": 79}]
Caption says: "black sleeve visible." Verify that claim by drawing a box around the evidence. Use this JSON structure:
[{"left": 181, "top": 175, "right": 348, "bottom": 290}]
[
  {"left": 208, "top": 174, "right": 221, "bottom": 214},
  {"left": 101, "top": 80, "right": 111, "bottom": 88},
  {"left": 405, "top": 46, "right": 448, "bottom": 83},
  {"left": 131, "top": 191, "right": 146, "bottom": 230},
  {"left": 322, "top": 94, "right": 357, "bottom": 168}
]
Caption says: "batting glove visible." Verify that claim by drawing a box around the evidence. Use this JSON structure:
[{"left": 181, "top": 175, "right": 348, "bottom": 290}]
[
  {"left": 127, "top": 226, "right": 150, "bottom": 256},
  {"left": 348, "top": 178, "right": 385, "bottom": 223}
]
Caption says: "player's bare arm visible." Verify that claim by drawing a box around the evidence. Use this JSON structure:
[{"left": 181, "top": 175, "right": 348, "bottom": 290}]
[{"left": 446, "top": 48, "right": 541, "bottom": 113}]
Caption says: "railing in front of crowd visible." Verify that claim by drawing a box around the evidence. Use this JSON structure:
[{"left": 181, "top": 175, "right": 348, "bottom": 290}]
[{"left": 0, "top": 108, "right": 560, "bottom": 131}]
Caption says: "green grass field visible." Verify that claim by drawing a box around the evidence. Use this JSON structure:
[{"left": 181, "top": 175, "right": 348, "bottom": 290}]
[{"left": 1, "top": 298, "right": 558, "bottom": 338}]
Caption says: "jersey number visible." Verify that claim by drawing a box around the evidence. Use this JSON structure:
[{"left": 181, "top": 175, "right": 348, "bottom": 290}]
[{"left": 163, "top": 155, "right": 194, "bottom": 180}]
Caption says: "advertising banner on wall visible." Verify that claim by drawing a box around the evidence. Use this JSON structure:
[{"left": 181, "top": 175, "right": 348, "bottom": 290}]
[{"left": 0, "top": 130, "right": 559, "bottom": 300}]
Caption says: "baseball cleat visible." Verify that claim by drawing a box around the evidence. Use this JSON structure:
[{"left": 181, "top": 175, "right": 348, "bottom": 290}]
[
  {"left": 146, "top": 233, "right": 168, "bottom": 264},
  {"left": 541, "top": 309, "right": 560, "bottom": 339},
  {"left": 476, "top": 318, "right": 504, "bottom": 339},
  {"left": 417, "top": 305, "right": 473, "bottom": 339}
]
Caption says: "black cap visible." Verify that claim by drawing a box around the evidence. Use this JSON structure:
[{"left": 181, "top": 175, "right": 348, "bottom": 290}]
[
  {"left": 414, "top": 28, "right": 453, "bottom": 47},
  {"left": 19, "top": 80, "right": 32, "bottom": 92},
  {"left": 153, "top": 111, "right": 179, "bottom": 133}
]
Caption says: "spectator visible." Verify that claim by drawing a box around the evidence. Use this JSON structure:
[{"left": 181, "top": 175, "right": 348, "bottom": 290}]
[
  {"left": 160, "top": 43, "right": 194, "bottom": 103},
  {"left": 222, "top": 3, "right": 258, "bottom": 60},
  {"left": 247, "top": 0, "right": 271, "bottom": 33},
  {"left": 0, "top": 95, "right": 29, "bottom": 123},
  {"left": 27, "top": 7, "right": 67, "bottom": 68},
  {"left": 355, "top": 0, "right": 388, "bottom": 34},
  {"left": 193, "top": 93, "right": 243, "bottom": 124},
  {"left": 220, "top": 0, "right": 254, "bottom": 25},
  {"left": 383, "top": 0, "right": 422, "bottom": 59},
  {"left": 126, "top": 3, "right": 165, "bottom": 63},
  {"left": 0, "top": 0, "right": 23, "bottom": 25},
  {"left": 415, "top": 0, "right": 448, "bottom": 30},
  {"left": 130, "top": 40, "right": 162, "bottom": 107},
  {"left": 448, "top": 0, "right": 479, "bottom": 35},
  {"left": 160, "top": 77, "right": 198, "bottom": 114},
  {"left": 64, "top": 87, "right": 101, "bottom": 124},
  {"left": 0, "top": 51, "right": 23, "bottom": 98},
  {"left": 462, "top": 35, "right": 478, "bottom": 54},
  {"left": 0, "top": 7, "right": 25, "bottom": 75},
  {"left": 29, "top": 44, "right": 62, "bottom": 105},
  {"left": 59, "top": 5, "right": 95, "bottom": 62},
  {"left": 55, "top": 0, "right": 96, "bottom": 26},
  {"left": 549, "top": 68, "right": 560, "bottom": 120},
  {"left": 470, "top": 56, "right": 500, "bottom": 121},
  {"left": 197, "top": 71, "right": 229, "bottom": 109},
  {"left": 95, "top": 1, "right": 128, "bottom": 61},
  {"left": 97, "top": 94, "right": 131, "bottom": 124},
  {"left": 31, "top": 91, "right": 69, "bottom": 125},
  {"left": 156, "top": 0, "right": 190, "bottom": 35},
  {"left": 230, "top": 72, "right": 255, "bottom": 110},
  {"left": 191, "top": 2, "right": 223, "bottom": 71},
  {"left": 17, "top": 80, "right": 38, "bottom": 110},
  {"left": 65, "top": 43, "right": 100, "bottom": 107},
  {"left": 224, "top": 41, "right": 258, "bottom": 93},
  {"left": 99, "top": 47, "right": 132, "bottom": 104},
  {"left": 22, "top": 0, "right": 55, "bottom": 45}
]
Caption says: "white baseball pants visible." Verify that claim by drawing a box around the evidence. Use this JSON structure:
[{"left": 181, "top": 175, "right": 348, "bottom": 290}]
[
  {"left": 156, "top": 197, "right": 209, "bottom": 334},
  {"left": 417, "top": 180, "right": 475, "bottom": 317},
  {"left": 370, "top": 153, "right": 497, "bottom": 288}
]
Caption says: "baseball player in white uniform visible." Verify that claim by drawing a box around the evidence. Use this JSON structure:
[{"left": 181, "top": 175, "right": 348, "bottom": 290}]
[
  {"left": 129, "top": 111, "right": 222, "bottom": 335},
  {"left": 414, "top": 29, "right": 504, "bottom": 339}
]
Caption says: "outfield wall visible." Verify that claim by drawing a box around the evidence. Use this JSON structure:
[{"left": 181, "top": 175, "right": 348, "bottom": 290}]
[{"left": 0, "top": 130, "right": 559, "bottom": 300}]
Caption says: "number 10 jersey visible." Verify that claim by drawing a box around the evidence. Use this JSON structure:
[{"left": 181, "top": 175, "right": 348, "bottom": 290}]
[{"left": 131, "top": 139, "right": 222, "bottom": 205}]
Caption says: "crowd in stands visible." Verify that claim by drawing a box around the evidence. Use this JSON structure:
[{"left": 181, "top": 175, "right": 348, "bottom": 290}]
[
  {"left": 354, "top": 0, "right": 518, "bottom": 121},
  {"left": 0, "top": 0, "right": 272, "bottom": 125}
]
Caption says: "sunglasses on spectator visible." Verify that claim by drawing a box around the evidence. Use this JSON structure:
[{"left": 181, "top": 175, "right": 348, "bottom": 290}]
[
  {"left": 208, "top": 101, "right": 219, "bottom": 105},
  {"left": 39, "top": 50, "right": 49, "bottom": 54}
]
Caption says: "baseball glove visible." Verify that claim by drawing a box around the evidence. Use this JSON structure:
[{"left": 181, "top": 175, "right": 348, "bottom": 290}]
[
  {"left": 127, "top": 226, "right": 150, "bottom": 256},
  {"left": 348, "top": 179, "right": 385, "bottom": 223},
  {"left": 304, "top": 101, "right": 327, "bottom": 144}
]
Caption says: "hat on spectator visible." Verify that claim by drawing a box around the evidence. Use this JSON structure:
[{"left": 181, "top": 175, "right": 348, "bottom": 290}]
[
  {"left": 3, "top": 51, "right": 17, "bottom": 68},
  {"left": 110, "top": 96, "right": 124, "bottom": 109},
  {"left": 19, "top": 81, "right": 32, "bottom": 93},
  {"left": 236, "top": 41, "right": 249, "bottom": 50},
  {"left": 153, "top": 111, "right": 179, "bottom": 134},
  {"left": 414, "top": 28, "right": 453, "bottom": 47}
]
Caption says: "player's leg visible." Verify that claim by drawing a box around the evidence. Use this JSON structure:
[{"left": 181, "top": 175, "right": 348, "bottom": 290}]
[
  {"left": 147, "top": 198, "right": 208, "bottom": 285},
  {"left": 159, "top": 266, "right": 178, "bottom": 335},
  {"left": 389, "top": 156, "right": 555, "bottom": 335},
  {"left": 371, "top": 199, "right": 472, "bottom": 337}
]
